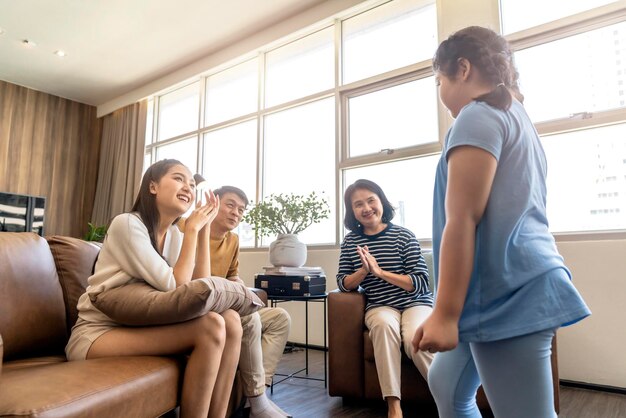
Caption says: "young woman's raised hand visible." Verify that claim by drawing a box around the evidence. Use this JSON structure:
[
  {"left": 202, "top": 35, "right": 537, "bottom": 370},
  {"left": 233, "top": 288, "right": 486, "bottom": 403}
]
[
  {"left": 202, "top": 189, "right": 220, "bottom": 225},
  {"left": 185, "top": 190, "right": 220, "bottom": 233}
]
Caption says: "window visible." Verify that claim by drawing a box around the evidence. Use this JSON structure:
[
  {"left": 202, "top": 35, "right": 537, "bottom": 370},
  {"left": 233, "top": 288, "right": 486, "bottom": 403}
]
[
  {"left": 263, "top": 98, "right": 336, "bottom": 245},
  {"left": 342, "top": 0, "right": 437, "bottom": 84},
  {"left": 339, "top": 0, "right": 439, "bottom": 241},
  {"left": 347, "top": 76, "right": 438, "bottom": 157},
  {"left": 157, "top": 82, "right": 199, "bottom": 141},
  {"left": 500, "top": 0, "right": 618, "bottom": 34},
  {"left": 516, "top": 21, "right": 626, "bottom": 122},
  {"left": 146, "top": 0, "right": 439, "bottom": 246},
  {"left": 205, "top": 59, "right": 258, "bottom": 126},
  {"left": 146, "top": 99, "right": 154, "bottom": 144},
  {"left": 202, "top": 121, "right": 257, "bottom": 200},
  {"left": 143, "top": 152, "right": 151, "bottom": 177},
  {"left": 155, "top": 136, "right": 198, "bottom": 173},
  {"left": 202, "top": 120, "right": 258, "bottom": 247},
  {"left": 503, "top": 1, "right": 626, "bottom": 233},
  {"left": 542, "top": 123, "right": 626, "bottom": 232},
  {"left": 265, "top": 27, "right": 334, "bottom": 108},
  {"left": 140, "top": 0, "right": 626, "bottom": 247}
]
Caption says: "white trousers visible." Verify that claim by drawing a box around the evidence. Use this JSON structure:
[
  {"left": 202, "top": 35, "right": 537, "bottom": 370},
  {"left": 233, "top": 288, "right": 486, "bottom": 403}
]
[
  {"left": 239, "top": 307, "right": 291, "bottom": 396},
  {"left": 364, "top": 305, "right": 434, "bottom": 399}
]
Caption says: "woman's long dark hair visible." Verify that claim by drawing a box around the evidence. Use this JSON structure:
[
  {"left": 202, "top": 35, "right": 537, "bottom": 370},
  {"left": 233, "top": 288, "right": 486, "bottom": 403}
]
[
  {"left": 433, "top": 26, "right": 524, "bottom": 111},
  {"left": 131, "top": 159, "right": 185, "bottom": 254},
  {"left": 343, "top": 179, "right": 395, "bottom": 233}
]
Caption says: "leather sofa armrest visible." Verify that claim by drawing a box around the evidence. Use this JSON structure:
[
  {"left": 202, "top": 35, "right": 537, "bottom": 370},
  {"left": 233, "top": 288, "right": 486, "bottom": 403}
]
[
  {"left": 1, "top": 332, "right": 4, "bottom": 377},
  {"left": 328, "top": 289, "right": 366, "bottom": 398},
  {"left": 250, "top": 287, "right": 268, "bottom": 306}
]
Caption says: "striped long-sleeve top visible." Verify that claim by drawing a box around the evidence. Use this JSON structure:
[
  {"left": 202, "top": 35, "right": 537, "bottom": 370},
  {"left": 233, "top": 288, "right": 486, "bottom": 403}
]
[{"left": 336, "top": 223, "right": 433, "bottom": 311}]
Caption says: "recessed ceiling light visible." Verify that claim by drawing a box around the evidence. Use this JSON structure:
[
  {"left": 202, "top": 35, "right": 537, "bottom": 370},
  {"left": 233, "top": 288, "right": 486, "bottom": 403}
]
[
  {"left": 54, "top": 50, "right": 66, "bottom": 57},
  {"left": 22, "top": 39, "right": 37, "bottom": 47}
]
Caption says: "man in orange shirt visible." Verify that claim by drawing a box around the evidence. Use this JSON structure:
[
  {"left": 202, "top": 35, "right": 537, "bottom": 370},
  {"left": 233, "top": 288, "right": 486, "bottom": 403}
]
[{"left": 211, "top": 186, "right": 292, "bottom": 418}]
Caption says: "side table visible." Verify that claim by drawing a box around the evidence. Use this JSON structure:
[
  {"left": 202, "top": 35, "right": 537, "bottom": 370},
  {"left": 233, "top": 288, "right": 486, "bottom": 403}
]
[{"left": 268, "top": 292, "right": 328, "bottom": 391}]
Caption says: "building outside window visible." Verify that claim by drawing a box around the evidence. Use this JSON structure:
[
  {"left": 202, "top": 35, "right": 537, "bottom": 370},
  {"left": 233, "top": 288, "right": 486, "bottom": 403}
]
[{"left": 503, "top": 0, "right": 626, "bottom": 233}]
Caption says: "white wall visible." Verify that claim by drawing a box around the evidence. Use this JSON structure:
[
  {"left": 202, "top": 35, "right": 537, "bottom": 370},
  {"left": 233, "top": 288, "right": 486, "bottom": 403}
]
[
  {"left": 241, "top": 239, "right": 626, "bottom": 389},
  {"left": 556, "top": 240, "right": 626, "bottom": 388}
]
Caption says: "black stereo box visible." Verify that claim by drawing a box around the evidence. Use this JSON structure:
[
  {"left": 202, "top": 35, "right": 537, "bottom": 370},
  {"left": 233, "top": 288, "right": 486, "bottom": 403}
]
[{"left": 254, "top": 274, "right": 326, "bottom": 297}]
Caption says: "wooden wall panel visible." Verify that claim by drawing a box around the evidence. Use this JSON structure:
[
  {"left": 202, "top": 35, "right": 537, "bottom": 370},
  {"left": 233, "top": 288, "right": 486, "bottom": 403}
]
[{"left": 0, "top": 80, "right": 102, "bottom": 237}]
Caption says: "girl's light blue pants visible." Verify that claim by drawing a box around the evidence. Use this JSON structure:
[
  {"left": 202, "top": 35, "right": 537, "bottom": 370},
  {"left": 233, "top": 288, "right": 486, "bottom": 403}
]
[{"left": 428, "top": 328, "right": 557, "bottom": 418}]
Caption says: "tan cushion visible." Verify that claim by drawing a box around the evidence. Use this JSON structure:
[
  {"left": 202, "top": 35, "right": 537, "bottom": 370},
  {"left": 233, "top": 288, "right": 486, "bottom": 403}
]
[
  {"left": 47, "top": 236, "right": 101, "bottom": 331},
  {"left": 89, "top": 277, "right": 264, "bottom": 326}
]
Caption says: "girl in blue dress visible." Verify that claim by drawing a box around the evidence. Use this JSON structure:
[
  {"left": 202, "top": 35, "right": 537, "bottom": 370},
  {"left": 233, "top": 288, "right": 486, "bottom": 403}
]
[{"left": 412, "top": 26, "right": 590, "bottom": 418}]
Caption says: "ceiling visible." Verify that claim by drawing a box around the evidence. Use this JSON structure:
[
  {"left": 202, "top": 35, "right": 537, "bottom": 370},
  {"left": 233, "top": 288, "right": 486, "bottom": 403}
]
[{"left": 0, "top": 0, "right": 330, "bottom": 107}]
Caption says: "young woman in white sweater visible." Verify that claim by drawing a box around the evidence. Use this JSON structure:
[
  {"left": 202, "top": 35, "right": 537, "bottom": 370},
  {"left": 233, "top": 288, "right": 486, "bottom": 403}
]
[{"left": 66, "top": 159, "right": 242, "bottom": 418}]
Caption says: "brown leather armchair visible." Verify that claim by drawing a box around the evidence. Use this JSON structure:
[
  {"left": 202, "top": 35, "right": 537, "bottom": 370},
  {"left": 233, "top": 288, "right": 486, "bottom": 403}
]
[{"left": 328, "top": 251, "right": 560, "bottom": 413}]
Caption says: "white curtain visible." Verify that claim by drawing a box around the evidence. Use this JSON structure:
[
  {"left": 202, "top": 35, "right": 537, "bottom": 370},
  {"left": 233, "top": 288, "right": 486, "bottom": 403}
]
[{"left": 91, "top": 100, "right": 147, "bottom": 226}]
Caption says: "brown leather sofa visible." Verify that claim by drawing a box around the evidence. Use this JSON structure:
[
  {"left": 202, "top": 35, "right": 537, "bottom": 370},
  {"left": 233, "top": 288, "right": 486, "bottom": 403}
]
[
  {"left": 0, "top": 232, "right": 265, "bottom": 418},
  {"left": 328, "top": 251, "right": 560, "bottom": 414}
]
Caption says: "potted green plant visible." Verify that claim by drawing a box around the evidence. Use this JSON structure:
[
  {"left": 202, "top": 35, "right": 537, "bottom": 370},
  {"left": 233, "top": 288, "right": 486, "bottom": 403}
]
[
  {"left": 243, "top": 191, "right": 330, "bottom": 267},
  {"left": 84, "top": 222, "right": 107, "bottom": 242}
]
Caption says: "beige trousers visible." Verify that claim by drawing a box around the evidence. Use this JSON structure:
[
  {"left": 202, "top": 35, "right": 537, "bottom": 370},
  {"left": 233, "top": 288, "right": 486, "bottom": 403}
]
[
  {"left": 364, "top": 305, "right": 434, "bottom": 399},
  {"left": 239, "top": 306, "right": 291, "bottom": 396}
]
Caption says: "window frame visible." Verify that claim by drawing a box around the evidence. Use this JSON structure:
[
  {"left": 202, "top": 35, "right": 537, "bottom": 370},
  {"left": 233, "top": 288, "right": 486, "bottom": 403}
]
[
  {"left": 338, "top": 64, "right": 442, "bottom": 169},
  {"left": 504, "top": 1, "right": 626, "bottom": 239},
  {"left": 144, "top": 1, "right": 443, "bottom": 248},
  {"left": 144, "top": 0, "right": 626, "bottom": 248}
]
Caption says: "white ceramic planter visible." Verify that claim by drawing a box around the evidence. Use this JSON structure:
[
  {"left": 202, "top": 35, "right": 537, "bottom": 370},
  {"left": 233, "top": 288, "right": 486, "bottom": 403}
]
[{"left": 269, "top": 234, "right": 307, "bottom": 267}]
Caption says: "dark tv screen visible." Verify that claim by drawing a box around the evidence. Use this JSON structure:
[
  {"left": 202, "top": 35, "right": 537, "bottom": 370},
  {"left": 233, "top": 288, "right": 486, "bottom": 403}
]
[{"left": 0, "top": 192, "right": 46, "bottom": 236}]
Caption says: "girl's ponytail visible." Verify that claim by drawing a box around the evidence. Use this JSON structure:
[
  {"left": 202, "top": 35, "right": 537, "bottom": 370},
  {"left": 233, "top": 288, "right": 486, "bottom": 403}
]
[{"left": 474, "top": 82, "right": 512, "bottom": 111}]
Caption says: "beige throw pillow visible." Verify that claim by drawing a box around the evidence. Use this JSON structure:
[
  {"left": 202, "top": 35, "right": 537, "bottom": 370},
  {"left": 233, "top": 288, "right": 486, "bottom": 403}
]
[{"left": 89, "top": 277, "right": 264, "bottom": 326}]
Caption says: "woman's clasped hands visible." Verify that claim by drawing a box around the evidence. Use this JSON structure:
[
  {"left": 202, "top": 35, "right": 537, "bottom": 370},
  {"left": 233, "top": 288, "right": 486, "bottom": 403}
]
[{"left": 357, "top": 245, "right": 383, "bottom": 277}]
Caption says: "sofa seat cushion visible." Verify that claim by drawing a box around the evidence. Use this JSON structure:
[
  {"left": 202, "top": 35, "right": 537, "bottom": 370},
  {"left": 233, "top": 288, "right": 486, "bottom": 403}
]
[{"left": 0, "top": 356, "right": 183, "bottom": 418}]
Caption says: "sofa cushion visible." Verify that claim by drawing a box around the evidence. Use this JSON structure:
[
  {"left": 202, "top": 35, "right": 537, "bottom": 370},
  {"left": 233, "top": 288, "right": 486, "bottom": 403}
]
[
  {"left": 0, "top": 233, "right": 67, "bottom": 360},
  {"left": 47, "top": 236, "right": 101, "bottom": 332},
  {"left": 0, "top": 356, "right": 182, "bottom": 418},
  {"left": 90, "top": 277, "right": 264, "bottom": 326}
]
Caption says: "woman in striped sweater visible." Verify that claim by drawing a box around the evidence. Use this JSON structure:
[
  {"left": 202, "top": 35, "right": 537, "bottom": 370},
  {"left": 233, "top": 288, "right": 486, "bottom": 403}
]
[{"left": 336, "top": 179, "right": 434, "bottom": 418}]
